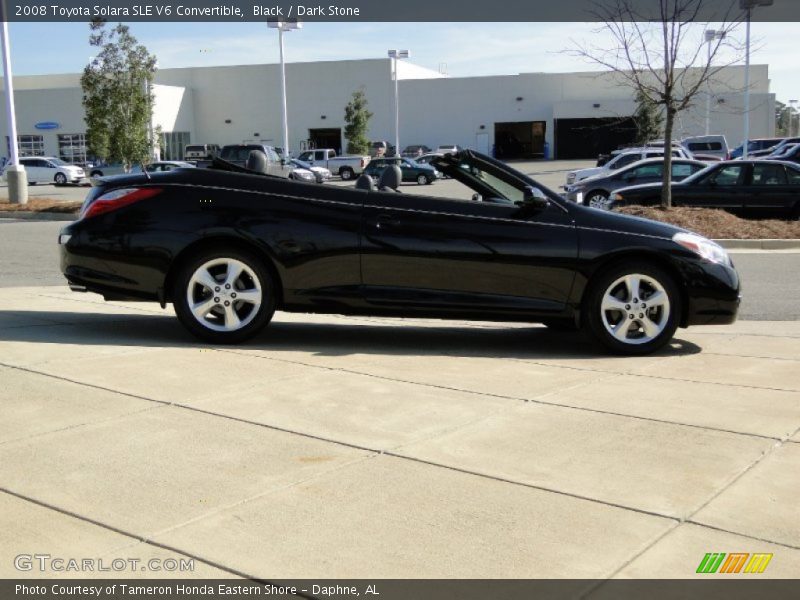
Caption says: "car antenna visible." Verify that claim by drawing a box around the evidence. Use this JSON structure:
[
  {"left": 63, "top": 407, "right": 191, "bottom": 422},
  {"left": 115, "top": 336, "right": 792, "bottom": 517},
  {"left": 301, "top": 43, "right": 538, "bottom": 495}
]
[{"left": 141, "top": 162, "right": 151, "bottom": 181}]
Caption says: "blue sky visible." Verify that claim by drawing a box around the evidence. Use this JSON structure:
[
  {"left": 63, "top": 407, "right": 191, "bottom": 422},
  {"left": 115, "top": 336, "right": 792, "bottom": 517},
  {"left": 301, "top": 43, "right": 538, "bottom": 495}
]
[{"left": 6, "top": 21, "right": 799, "bottom": 104}]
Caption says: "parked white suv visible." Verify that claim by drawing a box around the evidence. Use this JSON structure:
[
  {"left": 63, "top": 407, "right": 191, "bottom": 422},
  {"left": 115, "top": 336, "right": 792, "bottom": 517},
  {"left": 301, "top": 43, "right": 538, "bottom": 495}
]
[
  {"left": 566, "top": 147, "right": 691, "bottom": 186},
  {"left": 4, "top": 156, "right": 86, "bottom": 185}
]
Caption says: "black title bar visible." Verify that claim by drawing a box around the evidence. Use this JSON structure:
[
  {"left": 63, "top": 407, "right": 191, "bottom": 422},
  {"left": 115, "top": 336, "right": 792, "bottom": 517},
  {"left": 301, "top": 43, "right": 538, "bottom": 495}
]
[{"left": 4, "top": 0, "right": 800, "bottom": 22}]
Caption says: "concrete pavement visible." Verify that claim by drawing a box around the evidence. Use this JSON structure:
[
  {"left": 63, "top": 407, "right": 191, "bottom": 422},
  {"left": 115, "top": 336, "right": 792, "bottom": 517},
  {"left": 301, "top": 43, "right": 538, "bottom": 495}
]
[{"left": 0, "top": 286, "right": 798, "bottom": 579}]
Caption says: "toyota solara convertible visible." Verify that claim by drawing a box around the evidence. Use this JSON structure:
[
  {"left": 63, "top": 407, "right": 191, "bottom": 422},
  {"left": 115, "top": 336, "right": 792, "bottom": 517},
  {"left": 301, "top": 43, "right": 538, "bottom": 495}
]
[{"left": 59, "top": 150, "right": 741, "bottom": 354}]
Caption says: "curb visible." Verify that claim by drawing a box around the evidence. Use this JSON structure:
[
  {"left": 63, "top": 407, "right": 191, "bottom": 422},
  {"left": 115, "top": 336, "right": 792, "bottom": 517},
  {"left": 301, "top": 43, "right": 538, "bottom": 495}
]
[
  {"left": 714, "top": 239, "right": 800, "bottom": 250},
  {"left": 0, "top": 211, "right": 76, "bottom": 222}
]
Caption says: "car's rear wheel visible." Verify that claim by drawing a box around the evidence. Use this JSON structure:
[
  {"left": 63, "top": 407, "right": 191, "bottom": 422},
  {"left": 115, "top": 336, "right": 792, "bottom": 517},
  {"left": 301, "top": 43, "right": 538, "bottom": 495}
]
[
  {"left": 90, "top": 170, "right": 103, "bottom": 178},
  {"left": 54, "top": 172, "right": 67, "bottom": 186},
  {"left": 417, "top": 174, "right": 430, "bottom": 185},
  {"left": 586, "top": 190, "right": 610, "bottom": 210},
  {"left": 340, "top": 167, "right": 354, "bottom": 181},
  {"left": 584, "top": 262, "right": 680, "bottom": 355},
  {"left": 173, "top": 248, "right": 276, "bottom": 344}
]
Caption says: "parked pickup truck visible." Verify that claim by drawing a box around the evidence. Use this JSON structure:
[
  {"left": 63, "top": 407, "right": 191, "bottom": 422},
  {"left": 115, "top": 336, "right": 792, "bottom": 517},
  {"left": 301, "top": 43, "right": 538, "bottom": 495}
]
[{"left": 295, "top": 148, "right": 370, "bottom": 181}]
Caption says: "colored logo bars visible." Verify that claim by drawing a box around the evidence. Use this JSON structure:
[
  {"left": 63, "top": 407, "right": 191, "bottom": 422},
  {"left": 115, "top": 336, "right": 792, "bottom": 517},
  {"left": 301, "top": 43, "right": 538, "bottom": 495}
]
[{"left": 697, "top": 552, "right": 773, "bottom": 574}]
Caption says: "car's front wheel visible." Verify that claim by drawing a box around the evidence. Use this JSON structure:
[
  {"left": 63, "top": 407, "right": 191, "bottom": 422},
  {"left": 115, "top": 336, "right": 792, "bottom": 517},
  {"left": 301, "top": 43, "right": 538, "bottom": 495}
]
[
  {"left": 585, "top": 190, "right": 610, "bottom": 210},
  {"left": 54, "top": 172, "right": 67, "bottom": 185},
  {"left": 584, "top": 262, "right": 680, "bottom": 355},
  {"left": 173, "top": 248, "right": 276, "bottom": 344},
  {"left": 417, "top": 174, "right": 430, "bottom": 185}
]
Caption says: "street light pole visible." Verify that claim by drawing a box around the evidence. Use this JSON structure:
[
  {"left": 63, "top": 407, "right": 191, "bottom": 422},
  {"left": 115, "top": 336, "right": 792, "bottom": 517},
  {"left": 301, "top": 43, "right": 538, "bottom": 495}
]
[
  {"left": 268, "top": 19, "right": 301, "bottom": 158},
  {"left": 0, "top": 12, "right": 26, "bottom": 203},
  {"left": 740, "top": 0, "right": 774, "bottom": 159},
  {"left": 388, "top": 49, "right": 409, "bottom": 157},
  {"left": 704, "top": 29, "right": 725, "bottom": 136}
]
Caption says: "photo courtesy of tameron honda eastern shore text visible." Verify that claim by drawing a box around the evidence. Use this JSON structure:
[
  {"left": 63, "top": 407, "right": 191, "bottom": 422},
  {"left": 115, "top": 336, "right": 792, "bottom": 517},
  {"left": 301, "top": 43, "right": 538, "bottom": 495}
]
[{"left": 59, "top": 150, "right": 741, "bottom": 355}]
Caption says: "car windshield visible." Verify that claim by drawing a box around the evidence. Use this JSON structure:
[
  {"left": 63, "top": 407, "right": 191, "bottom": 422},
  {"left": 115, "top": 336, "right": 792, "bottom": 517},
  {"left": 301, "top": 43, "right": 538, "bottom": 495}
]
[
  {"left": 291, "top": 159, "right": 311, "bottom": 169},
  {"left": 432, "top": 151, "right": 559, "bottom": 206},
  {"left": 50, "top": 159, "right": 68, "bottom": 166}
]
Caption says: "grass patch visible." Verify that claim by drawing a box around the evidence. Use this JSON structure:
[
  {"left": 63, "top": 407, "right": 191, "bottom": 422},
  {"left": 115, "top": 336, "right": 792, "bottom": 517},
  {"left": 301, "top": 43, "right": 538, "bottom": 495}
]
[
  {"left": 617, "top": 206, "right": 800, "bottom": 239},
  {"left": 0, "top": 199, "right": 82, "bottom": 214}
]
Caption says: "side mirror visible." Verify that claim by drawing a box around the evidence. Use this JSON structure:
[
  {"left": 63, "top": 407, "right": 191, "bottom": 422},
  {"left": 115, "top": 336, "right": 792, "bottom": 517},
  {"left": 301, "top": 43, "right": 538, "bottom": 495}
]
[{"left": 518, "top": 186, "right": 550, "bottom": 212}]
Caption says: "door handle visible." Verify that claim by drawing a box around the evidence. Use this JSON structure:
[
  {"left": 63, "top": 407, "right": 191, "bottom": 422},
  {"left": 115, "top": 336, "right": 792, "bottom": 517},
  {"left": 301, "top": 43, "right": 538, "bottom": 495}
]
[{"left": 374, "top": 214, "right": 401, "bottom": 229}]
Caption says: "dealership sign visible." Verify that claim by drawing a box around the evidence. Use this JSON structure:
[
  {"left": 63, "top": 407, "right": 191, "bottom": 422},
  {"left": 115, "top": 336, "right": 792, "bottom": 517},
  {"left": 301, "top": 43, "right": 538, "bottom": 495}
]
[{"left": 34, "top": 121, "right": 60, "bottom": 130}]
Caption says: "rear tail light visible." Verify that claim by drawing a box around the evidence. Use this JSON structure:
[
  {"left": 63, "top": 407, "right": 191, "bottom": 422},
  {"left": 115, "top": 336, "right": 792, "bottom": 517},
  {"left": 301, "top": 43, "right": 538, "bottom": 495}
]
[{"left": 81, "top": 187, "right": 162, "bottom": 220}]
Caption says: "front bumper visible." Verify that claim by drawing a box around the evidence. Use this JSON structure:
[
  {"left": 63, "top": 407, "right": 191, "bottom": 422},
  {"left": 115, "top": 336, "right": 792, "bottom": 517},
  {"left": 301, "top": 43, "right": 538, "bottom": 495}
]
[{"left": 683, "top": 262, "right": 741, "bottom": 327}]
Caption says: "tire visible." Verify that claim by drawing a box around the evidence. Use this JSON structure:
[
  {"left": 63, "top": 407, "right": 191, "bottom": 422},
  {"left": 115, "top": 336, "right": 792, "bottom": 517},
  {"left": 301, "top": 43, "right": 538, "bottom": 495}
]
[
  {"left": 583, "top": 261, "right": 680, "bottom": 355},
  {"left": 90, "top": 170, "right": 103, "bottom": 178},
  {"left": 585, "top": 190, "right": 610, "bottom": 210},
  {"left": 172, "top": 248, "right": 277, "bottom": 344},
  {"left": 340, "top": 167, "right": 354, "bottom": 181},
  {"left": 417, "top": 174, "right": 430, "bottom": 185},
  {"left": 54, "top": 172, "right": 67, "bottom": 186}
]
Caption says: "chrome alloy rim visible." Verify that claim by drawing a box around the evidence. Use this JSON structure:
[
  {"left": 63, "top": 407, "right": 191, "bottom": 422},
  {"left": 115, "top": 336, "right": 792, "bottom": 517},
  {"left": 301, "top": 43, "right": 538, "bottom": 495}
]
[
  {"left": 186, "top": 258, "right": 262, "bottom": 332},
  {"left": 600, "top": 274, "right": 670, "bottom": 345},
  {"left": 587, "top": 194, "right": 610, "bottom": 210}
]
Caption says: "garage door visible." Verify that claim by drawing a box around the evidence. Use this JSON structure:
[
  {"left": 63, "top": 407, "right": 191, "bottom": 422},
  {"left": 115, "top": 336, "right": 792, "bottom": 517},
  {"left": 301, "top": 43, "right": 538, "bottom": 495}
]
[{"left": 555, "top": 118, "right": 637, "bottom": 160}]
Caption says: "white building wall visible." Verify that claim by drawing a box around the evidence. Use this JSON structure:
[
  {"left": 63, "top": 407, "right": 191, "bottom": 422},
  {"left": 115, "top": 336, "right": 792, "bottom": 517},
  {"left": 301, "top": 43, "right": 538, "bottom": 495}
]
[{"left": 0, "top": 59, "right": 775, "bottom": 159}]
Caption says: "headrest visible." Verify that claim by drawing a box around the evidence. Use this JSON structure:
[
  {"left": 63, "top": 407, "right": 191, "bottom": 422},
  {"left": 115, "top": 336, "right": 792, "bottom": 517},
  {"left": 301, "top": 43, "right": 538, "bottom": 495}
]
[
  {"left": 378, "top": 164, "right": 402, "bottom": 190},
  {"left": 246, "top": 150, "right": 268, "bottom": 173},
  {"left": 355, "top": 173, "right": 375, "bottom": 191}
]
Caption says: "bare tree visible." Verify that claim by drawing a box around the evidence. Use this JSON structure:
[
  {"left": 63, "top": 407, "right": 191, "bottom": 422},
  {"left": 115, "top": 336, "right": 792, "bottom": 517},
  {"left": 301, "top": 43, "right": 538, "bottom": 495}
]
[{"left": 571, "top": 0, "right": 744, "bottom": 208}]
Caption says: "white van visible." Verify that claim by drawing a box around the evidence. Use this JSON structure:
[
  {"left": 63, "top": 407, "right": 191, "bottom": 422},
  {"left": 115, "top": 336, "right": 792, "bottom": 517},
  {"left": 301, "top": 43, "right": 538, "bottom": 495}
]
[{"left": 681, "top": 135, "right": 728, "bottom": 159}]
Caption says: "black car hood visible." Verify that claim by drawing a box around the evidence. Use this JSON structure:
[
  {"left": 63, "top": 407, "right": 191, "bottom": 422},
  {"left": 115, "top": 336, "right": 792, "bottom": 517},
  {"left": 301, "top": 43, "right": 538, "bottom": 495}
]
[{"left": 569, "top": 202, "right": 689, "bottom": 240}]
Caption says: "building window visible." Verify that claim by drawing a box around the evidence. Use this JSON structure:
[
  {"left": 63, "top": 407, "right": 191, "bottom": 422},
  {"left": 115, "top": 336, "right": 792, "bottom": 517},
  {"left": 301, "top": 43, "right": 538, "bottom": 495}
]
[
  {"left": 161, "top": 131, "right": 191, "bottom": 161},
  {"left": 7, "top": 135, "right": 45, "bottom": 157},
  {"left": 58, "top": 133, "right": 88, "bottom": 165}
]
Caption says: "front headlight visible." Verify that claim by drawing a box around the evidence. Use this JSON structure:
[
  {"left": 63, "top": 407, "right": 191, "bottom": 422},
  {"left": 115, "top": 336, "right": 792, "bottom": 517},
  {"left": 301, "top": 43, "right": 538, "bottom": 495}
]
[
  {"left": 672, "top": 232, "right": 731, "bottom": 266},
  {"left": 297, "top": 171, "right": 314, "bottom": 180}
]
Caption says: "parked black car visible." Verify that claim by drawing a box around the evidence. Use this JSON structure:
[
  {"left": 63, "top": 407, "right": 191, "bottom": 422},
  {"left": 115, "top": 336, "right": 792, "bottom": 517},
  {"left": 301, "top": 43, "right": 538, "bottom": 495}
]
[
  {"left": 611, "top": 160, "right": 800, "bottom": 220},
  {"left": 566, "top": 158, "right": 708, "bottom": 209},
  {"left": 59, "top": 151, "right": 740, "bottom": 354}
]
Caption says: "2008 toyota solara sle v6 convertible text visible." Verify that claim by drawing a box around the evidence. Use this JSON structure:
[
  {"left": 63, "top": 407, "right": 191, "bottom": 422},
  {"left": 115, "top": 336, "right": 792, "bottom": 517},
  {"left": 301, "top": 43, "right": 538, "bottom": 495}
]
[{"left": 59, "top": 150, "right": 741, "bottom": 355}]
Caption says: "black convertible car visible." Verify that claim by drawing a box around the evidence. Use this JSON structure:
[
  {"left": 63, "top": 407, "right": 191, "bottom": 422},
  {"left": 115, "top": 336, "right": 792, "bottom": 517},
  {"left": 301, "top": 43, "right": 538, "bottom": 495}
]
[
  {"left": 610, "top": 160, "right": 800, "bottom": 220},
  {"left": 59, "top": 150, "right": 740, "bottom": 354}
]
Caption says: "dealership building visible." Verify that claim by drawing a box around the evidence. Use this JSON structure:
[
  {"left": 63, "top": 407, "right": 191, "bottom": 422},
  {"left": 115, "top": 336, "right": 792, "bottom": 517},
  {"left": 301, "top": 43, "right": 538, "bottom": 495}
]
[{"left": 0, "top": 58, "right": 775, "bottom": 163}]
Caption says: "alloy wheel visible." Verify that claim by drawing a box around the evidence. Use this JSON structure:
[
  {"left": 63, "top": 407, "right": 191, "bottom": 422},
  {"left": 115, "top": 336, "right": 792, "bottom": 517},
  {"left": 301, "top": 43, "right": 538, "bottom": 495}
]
[
  {"left": 599, "top": 273, "right": 670, "bottom": 345},
  {"left": 587, "top": 193, "right": 610, "bottom": 210},
  {"left": 185, "top": 258, "right": 263, "bottom": 332}
]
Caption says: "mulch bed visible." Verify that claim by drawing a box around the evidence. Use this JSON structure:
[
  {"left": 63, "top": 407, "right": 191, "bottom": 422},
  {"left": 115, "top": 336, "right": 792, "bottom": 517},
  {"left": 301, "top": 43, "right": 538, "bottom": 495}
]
[
  {"left": 0, "top": 199, "right": 82, "bottom": 213},
  {"left": 616, "top": 206, "right": 800, "bottom": 239}
]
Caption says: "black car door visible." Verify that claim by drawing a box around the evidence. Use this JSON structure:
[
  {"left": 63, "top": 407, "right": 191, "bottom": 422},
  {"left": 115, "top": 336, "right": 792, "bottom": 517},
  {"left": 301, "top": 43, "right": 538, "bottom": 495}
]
[
  {"left": 677, "top": 163, "right": 746, "bottom": 212},
  {"left": 745, "top": 162, "right": 795, "bottom": 218},
  {"left": 360, "top": 162, "right": 578, "bottom": 315}
]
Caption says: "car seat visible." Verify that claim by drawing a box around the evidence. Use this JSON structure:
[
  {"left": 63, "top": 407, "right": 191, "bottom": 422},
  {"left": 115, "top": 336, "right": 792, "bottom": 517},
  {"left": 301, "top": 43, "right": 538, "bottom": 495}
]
[{"left": 378, "top": 164, "right": 402, "bottom": 192}]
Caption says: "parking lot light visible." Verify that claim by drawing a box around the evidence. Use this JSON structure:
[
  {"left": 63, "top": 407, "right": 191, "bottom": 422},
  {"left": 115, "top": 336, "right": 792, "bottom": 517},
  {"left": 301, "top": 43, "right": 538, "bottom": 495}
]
[
  {"left": 740, "top": 0, "right": 774, "bottom": 159},
  {"left": 704, "top": 30, "right": 726, "bottom": 136},
  {"left": 388, "top": 49, "right": 410, "bottom": 157},
  {"left": 0, "top": 16, "right": 27, "bottom": 204},
  {"left": 269, "top": 20, "right": 302, "bottom": 158}
]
